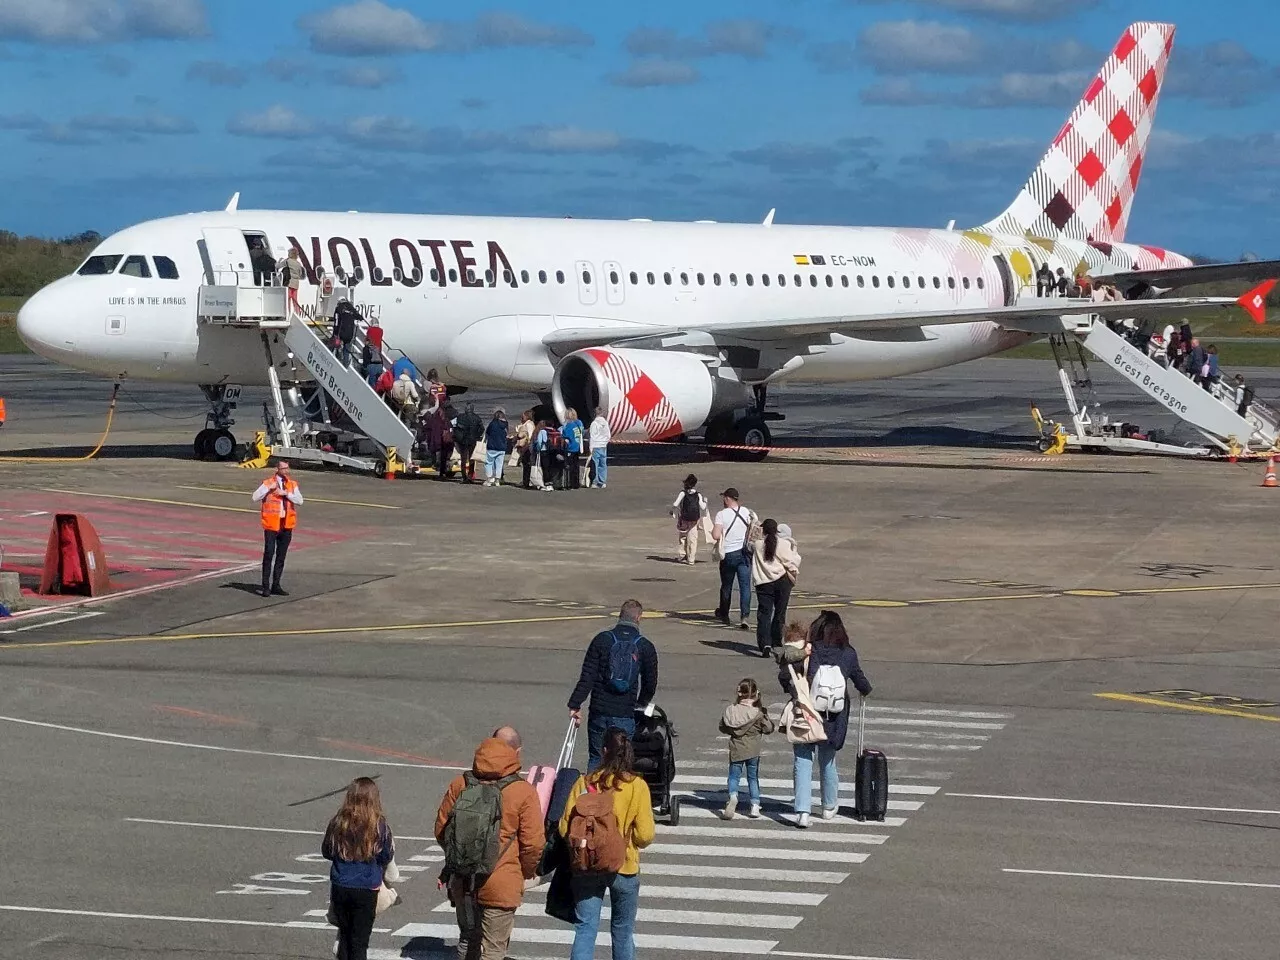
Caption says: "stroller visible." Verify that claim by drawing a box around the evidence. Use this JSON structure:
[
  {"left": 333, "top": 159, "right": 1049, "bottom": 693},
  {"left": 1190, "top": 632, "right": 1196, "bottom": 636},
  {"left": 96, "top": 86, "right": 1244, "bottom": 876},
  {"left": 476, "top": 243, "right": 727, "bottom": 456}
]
[{"left": 632, "top": 705, "right": 680, "bottom": 825}]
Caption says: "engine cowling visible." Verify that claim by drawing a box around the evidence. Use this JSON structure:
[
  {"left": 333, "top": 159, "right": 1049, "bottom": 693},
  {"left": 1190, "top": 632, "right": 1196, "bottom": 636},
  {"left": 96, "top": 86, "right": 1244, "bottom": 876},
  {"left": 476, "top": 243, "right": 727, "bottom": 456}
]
[{"left": 551, "top": 347, "right": 751, "bottom": 441}]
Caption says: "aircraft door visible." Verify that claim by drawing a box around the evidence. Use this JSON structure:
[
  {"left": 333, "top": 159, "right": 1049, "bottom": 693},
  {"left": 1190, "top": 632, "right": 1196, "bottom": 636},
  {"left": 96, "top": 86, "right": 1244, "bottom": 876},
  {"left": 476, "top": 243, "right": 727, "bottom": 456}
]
[
  {"left": 992, "top": 253, "right": 1017, "bottom": 307},
  {"left": 603, "top": 260, "right": 625, "bottom": 306},
  {"left": 575, "top": 261, "right": 598, "bottom": 306},
  {"left": 201, "top": 228, "right": 252, "bottom": 285}
]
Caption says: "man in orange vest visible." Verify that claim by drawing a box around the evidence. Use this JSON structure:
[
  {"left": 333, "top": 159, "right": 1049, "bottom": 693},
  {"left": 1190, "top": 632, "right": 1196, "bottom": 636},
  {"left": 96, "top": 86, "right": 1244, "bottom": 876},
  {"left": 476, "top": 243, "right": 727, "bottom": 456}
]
[{"left": 251, "top": 461, "right": 303, "bottom": 598}]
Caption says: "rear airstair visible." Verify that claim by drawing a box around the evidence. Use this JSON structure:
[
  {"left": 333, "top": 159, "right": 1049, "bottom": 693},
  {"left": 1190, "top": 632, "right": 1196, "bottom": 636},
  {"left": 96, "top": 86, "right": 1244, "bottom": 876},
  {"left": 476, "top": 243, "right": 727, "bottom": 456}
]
[
  {"left": 1035, "top": 316, "right": 1280, "bottom": 457},
  {"left": 196, "top": 280, "right": 424, "bottom": 475}
]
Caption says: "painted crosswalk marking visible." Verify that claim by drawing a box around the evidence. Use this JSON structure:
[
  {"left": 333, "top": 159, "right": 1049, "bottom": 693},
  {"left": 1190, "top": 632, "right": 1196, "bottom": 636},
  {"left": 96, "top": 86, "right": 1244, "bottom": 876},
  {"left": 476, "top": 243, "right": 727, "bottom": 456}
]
[
  {"left": 640, "top": 862, "right": 849, "bottom": 883},
  {"left": 647, "top": 843, "right": 870, "bottom": 863},
  {"left": 659, "top": 824, "right": 890, "bottom": 844},
  {"left": 673, "top": 774, "right": 940, "bottom": 795},
  {"left": 389, "top": 923, "right": 780, "bottom": 954},
  {"left": 429, "top": 900, "right": 805, "bottom": 929},
  {"left": 522, "top": 883, "right": 828, "bottom": 906},
  {"left": 675, "top": 806, "right": 910, "bottom": 827}
]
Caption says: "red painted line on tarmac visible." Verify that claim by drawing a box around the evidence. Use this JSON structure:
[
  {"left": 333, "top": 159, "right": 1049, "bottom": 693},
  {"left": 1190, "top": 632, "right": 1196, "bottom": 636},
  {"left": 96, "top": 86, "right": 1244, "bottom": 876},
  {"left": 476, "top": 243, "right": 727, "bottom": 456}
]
[
  {"left": 319, "top": 737, "right": 458, "bottom": 767},
  {"left": 155, "top": 705, "right": 255, "bottom": 726}
]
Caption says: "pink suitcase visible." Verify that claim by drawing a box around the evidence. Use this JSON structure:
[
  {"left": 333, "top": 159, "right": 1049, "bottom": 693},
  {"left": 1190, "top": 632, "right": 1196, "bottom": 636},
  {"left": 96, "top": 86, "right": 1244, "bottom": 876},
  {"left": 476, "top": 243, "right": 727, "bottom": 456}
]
[{"left": 525, "top": 720, "right": 577, "bottom": 818}]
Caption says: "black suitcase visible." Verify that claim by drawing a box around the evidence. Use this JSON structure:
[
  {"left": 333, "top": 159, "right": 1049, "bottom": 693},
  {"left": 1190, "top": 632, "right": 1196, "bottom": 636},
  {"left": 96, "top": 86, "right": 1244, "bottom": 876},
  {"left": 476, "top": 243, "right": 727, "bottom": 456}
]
[{"left": 853, "top": 698, "right": 889, "bottom": 822}]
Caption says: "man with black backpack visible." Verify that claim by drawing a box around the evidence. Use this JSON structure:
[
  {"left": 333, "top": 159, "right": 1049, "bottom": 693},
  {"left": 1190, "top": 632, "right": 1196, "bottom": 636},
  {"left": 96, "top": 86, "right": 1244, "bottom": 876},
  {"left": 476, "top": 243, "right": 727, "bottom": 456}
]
[
  {"left": 567, "top": 599, "right": 659, "bottom": 771},
  {"left": 670, "top": 473, "right": 708, "bottom": 565},
  {"left": 435, "top": 725, "right": 544, "bottom": 960}
]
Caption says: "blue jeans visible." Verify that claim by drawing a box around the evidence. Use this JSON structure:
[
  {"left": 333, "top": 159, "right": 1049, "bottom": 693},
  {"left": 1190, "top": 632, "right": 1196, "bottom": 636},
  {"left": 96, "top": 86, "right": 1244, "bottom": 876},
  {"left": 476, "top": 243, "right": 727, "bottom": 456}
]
[
  {"left": 587, "top": 713, "right": 635, "bottom": 772},
  {"left": 591, "top": 447, "right": 607, "bottom": 486},
  {"left": 716, "top": 549, "right": 752, "bottom": 620},
  {"left": 364, "top": 363, "right": 383, "bottom": 386},
  {"left": 484, "top": 449, "right": 505, "bottom": 480},
  {"left": 793, "top": 743, "right": 839, "bottom": 814},
  {"left": 728, "top": 757, "right": 760, "bottom": 805},
  {"left": 571, "top": 871, "right": 640, "bottom": 960}
]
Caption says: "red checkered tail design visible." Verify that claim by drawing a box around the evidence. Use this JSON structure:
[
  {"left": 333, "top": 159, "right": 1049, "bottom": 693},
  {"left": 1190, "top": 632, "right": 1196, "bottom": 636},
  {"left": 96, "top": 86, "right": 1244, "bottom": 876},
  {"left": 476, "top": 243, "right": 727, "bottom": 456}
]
[{"left": 981, "top": 21, "right": 1175, "bottom": 246}]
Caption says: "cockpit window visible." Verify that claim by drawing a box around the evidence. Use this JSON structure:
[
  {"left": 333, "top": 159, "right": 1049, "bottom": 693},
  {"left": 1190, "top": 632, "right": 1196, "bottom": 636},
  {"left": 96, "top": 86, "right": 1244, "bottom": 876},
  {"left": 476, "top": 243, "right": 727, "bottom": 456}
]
[
  {"left": 119, "top": 255, "right": 151, "bottom": 278},
  {"left": 154, "top": 255, "right": 179, "bottom": 279},
  {"left": 78, "top": 254, "right": 122, "bottom": 276}
]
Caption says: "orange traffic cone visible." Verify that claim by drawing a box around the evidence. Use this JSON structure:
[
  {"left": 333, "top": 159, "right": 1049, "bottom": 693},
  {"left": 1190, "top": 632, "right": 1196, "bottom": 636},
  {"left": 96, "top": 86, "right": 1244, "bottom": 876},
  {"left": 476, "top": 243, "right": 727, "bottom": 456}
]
[{"left": 1263, "top": 456, "right": 1278, "bottom": 488}]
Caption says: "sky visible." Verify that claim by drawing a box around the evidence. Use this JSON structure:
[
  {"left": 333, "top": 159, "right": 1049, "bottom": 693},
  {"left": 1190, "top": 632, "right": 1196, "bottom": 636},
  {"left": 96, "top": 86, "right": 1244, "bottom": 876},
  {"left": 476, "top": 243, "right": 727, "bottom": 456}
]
[{"left": 0, "top": 0, "right": 1277, "bottom": 258}]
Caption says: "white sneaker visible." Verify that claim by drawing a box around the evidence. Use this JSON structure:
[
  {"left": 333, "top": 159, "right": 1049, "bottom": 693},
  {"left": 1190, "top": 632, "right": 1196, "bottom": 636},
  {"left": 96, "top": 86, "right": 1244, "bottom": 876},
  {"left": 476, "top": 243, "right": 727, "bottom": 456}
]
[
  {"left": 795, "top": 812, "right": 811, "bottom": 829},
  {"left": 821, "top": 806, "right": 839, "bottom": 821},
  {"left": 747, "top": 803, "right": 761, "bottom": 819},
  {"left": 718, "top": 798, "right": 737, "bottom": 821}
]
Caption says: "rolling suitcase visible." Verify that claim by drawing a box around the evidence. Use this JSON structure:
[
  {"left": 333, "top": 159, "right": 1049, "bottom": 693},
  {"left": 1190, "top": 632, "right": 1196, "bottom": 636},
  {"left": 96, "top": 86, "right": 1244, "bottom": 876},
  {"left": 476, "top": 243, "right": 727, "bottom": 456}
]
[
  {"left": 526, "top": 721, "right": 576, "bottom": 818},
  {"left": 853, "top": 698, "right": 889, "bottom": 822},
  {"left": 535, "top": 720, "right": 583, "bottom": 877}
]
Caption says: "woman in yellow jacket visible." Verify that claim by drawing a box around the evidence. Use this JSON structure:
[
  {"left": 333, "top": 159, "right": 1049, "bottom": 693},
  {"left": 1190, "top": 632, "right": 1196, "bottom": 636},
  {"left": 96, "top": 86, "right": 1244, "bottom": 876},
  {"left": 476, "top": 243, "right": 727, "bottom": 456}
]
[{"left": 558, "top": 728, "right": 655, "bottom": 960}]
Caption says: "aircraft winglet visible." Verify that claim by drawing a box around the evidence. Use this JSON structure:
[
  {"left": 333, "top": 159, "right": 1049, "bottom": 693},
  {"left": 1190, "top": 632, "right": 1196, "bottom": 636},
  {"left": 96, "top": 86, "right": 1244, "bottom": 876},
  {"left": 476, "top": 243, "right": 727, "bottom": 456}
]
[{"left": 1238, "top": 279, "right": 1277, "bottom": 324}]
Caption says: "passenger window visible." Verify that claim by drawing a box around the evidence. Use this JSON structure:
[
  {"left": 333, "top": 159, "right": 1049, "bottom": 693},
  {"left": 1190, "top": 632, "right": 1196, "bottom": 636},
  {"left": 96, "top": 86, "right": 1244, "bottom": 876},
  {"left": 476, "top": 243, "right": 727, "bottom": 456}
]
[
  {"left": 918, "top": 276, "right": 925, "bottom": 288},
  {"left": 947, "top": 276, "right": 955, "bottom": 289},
  {"left": 153, "top": 255, "right": 179, "bottom": 279},
  {"left": 610, "top": 270, "right": 620, "bottom": 285},
  {"left": 933, "top": 277, "right": 940, "bottom": 289},
  {"left": 762, "top": 274, "right": 771, "bottom": 287},
  {"left": 520, "top": 269, "right": 530, "bottom": 284},
  {"left": 679, "top": 272, "right": 689, "bottom": 285},
  {"left": 903, "top": 277, "right": 912, "bottom": 289},
  {"left": 77, "top": 254, "right": 123, "bottom": 276},
  {"left": 646, "top": 271, "right": 655, "bottom": 285},
  {"left": 556, "top": 270, "right": 565, "bottom": 284},
  {"left": 411, "top": 268, "right": 422, "bottom": 284},
  {"left": 962, "top": 277, "right": 970, "bottom": 289},
  {"left": 449, "top": 268, "right": 458, "bottom": 283},
  {"left": 887, "top": 276, "right": 895, "bottom": 288},
  {"left": 582, "top": 270, "right": 592, "bottom": 285},
  {"left": 856, "top": 275, "right": 863, "bottom": 288},
  {"left": 811, "top": 275, "right": 819, "bottom": 287},
  {"left": 501, "top": 269, "right": 511, "bottom": 284},
  {"left": 392, "top": 268, "right": 403, "bottom": 283},
  {"left": 431, "top": 268, "right": 440, "bottom": 283},
  {"left": 629, "top": 271, "right": 638, "bottom": 285},
  {"left": 713, "top": 273, "right": 721, "bottom": 286},
  {"left": 119, "top": 255, "right": 151, "bottom": 278},
  {"left": 872, "top": 276, "right": 880, "bottom": 288},
  {"left": 729, "top": 273, "right": 738, "bottom": 286},
  {"left": 825, "top": 275, "right": 833, "bottom": 287},
  {"left": 745, "top": 273, "right": 754, "bottom": 286},
  {"left": 664, "top": 272, "right": 672, "bottom": 285},
  {"left": 696, "top": 272, "right": 704, "bottom": 286},
  {"left": 841, "top": 275, "right": 849, "bottom": 288},
  {"left": 778, "top": 275, "right": 786, "bottom": 287},
  {"left": 976, "top": 277, "right": 985, "bottom": 290},
  {"left": 466, "top": 268, "right": 476, "bottom": 284},
  {"left": 538, "top": 270, "right": 547, "bottom": 284},
  {"left": 483, "top": 269, "right": 493, "bottom": 285},
  {"left": 794, "top": 274, "right": 801, "bottom": 287}
]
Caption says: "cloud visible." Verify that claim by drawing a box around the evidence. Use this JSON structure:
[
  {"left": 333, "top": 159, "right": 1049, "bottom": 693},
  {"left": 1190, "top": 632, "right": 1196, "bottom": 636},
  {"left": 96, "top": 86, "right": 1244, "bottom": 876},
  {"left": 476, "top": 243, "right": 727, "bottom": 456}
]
[
  {"left": 860, "top": 78, "right": 949, "bottom": 106},
  {"left": 330, "top": 64, "right": 400, "bottom": 88},
  {"left": 299, "top": 1, "right": 591, "bottom": 56},
  {"left": 0, "top": 110, "right": 196, "bottom": 144},
  {"left": 1164, "top": 40, "right": 1280, "bottom": 108},
  {"left": 187, "top": 59, "right": 246, "bottom": 87},
  {"left": 227, "top": 106, "right": 317, "bottom": 140},
  {"left": 0, "top": 0, "right": 208, "bottom": 44},
  {"left": 865, "top": 0, "right": 1099, "bottom": 22},
  {"left": 265, "top": 57, "right": 312, "bottom": 82},
  {"left": 76, "top": 113, "right": 197, "bottom": 135},
  {"left": 624, "top": 19, "right": 796, "bottom": 60},
  {"left": 729, "top": 137, "right": 879, "bottom": 174},
  {"left": 95, "top": 53, "right": 132, "bottom": 76},
  {"left": 608, "top": 59, "right": 700, "bottom": 88},
  {"left": 970, "top": 70, "right": 1091, "bottom": 107}
]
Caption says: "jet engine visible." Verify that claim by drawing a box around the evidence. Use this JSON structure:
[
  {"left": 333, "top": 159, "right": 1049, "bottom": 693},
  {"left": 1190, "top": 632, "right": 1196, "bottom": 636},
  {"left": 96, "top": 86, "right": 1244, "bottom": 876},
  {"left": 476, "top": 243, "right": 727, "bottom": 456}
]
[{"left": 551, "top": 347, "right": 752, "bottom": 441}]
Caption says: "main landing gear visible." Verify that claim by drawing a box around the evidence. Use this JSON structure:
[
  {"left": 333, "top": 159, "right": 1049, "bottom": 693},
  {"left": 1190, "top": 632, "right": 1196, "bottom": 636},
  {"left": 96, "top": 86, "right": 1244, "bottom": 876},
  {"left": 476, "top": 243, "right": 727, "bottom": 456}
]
[
  {"left": 704, "top": 385, "right": 776, "bottom": 461},
  {"left": 195, "top": 384, "right": 242, "bottom": 461}
]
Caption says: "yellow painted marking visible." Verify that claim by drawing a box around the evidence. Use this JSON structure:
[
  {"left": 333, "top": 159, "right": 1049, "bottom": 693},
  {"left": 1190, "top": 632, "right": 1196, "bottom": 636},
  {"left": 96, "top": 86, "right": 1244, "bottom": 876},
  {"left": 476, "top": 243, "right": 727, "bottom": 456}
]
[
  {"left": 850, "top": 600, "right": 910, "bottom": 608},
  {"left": 40, "top": 488, "right": 255, "bottom": 514},
  {"left": 1064, "top": 589, "right": 1122, "bottom": 597},
  {"left": 1096, "top": 693, "right": 1280, "bottom": 723},
  {"left": 0, "top": 614, "right": 611, "bottom": 650},
  {"left": 176, "top": 485, "right": 400, "bottom": 510},
  {"left": 1122, "top": 582, "right": 1280, "bottom": 596},
  {"left": 911, "top": 593, "right": 1057, "bottom": 605}
]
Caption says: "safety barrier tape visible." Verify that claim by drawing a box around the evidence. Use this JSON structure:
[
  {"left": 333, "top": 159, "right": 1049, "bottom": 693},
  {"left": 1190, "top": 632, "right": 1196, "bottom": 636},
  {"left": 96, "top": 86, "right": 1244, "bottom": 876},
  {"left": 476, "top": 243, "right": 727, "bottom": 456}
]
[{"left": 607, "top": 438, "right": 887, "bottom": 458}]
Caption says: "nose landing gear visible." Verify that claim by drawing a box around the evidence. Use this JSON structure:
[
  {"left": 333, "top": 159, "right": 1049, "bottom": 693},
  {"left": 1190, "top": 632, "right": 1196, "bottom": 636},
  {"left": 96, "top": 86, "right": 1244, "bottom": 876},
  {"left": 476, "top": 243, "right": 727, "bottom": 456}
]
[{"left": 195, "top": 384, "right": 242, "bottom": 461}]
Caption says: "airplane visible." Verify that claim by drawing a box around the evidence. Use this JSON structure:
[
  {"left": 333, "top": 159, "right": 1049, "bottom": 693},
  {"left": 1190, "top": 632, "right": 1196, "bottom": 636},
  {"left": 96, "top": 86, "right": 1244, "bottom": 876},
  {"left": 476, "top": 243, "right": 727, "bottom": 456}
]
[{"left": 16, "top": 20, "right": 1278, "bottom": 460}]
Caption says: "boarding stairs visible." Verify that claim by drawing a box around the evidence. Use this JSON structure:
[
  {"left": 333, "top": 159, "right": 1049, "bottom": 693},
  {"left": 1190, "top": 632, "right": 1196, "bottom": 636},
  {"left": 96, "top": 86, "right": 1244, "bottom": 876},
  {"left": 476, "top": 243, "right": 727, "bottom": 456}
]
[
  {"left": 1039, "top": 317, "right": 1280, "bottom": 456},
  {"left": 196, "top": 281, "right": 424, "bottom": 474}
]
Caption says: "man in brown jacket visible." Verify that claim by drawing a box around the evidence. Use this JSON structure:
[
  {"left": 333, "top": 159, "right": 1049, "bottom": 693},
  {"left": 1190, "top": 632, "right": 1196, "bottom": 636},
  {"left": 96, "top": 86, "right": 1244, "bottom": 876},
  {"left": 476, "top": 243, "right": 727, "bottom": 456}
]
[{"left": 435, "top": 726, "right": 544, "bottom": 960}]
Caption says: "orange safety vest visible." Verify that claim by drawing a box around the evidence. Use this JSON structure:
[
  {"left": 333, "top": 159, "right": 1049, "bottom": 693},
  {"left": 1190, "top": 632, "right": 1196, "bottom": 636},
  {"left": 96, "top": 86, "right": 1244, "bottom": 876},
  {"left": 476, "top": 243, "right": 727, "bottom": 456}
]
[{"left": 259, "top": 478, "right": 300, "bottom": 531}]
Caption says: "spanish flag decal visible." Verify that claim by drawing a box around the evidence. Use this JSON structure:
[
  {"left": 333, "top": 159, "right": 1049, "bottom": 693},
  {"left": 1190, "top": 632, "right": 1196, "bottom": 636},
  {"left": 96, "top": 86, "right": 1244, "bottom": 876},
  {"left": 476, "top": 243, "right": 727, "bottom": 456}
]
[{"left": 793, "top": 254, "right": 809, "bottom": 265}]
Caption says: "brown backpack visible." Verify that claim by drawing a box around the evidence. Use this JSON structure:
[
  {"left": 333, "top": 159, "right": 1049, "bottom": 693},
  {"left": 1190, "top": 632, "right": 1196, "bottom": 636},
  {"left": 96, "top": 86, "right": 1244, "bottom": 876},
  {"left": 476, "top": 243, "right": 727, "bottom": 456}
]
[{"left": 566, "top": 782, "right": 627, "bottom": 874}]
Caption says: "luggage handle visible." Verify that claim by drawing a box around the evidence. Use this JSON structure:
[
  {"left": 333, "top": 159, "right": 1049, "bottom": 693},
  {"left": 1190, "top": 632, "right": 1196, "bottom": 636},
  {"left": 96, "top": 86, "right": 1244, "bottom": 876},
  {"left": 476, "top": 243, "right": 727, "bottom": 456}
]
[
  {"left": 556, "top": 719, "right": 578, "bottom": 771},
  {"left": 857, "top": 696, "right": 866, "bottom": 757}
]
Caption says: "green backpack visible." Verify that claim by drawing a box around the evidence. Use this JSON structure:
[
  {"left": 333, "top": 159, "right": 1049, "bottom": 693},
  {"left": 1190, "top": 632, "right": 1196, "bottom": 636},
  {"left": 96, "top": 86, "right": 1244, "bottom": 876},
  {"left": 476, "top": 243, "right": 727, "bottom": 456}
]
[{"left": 441, "top": 772, "right": 523, "bottom": 889}]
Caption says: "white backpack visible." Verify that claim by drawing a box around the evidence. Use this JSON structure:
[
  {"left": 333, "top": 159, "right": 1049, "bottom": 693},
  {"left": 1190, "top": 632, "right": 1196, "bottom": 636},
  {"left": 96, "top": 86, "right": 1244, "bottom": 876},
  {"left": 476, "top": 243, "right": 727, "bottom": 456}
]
[{"left": 810, "top": 664, "right": 846, "bottom": 716}]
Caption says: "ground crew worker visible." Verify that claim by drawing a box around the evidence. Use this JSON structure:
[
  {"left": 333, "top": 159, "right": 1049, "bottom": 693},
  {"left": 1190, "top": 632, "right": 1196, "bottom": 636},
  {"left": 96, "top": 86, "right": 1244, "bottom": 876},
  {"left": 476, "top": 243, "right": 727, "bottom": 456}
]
[{"left": 252, "top": 461, "right": 303, "bottom": 598}]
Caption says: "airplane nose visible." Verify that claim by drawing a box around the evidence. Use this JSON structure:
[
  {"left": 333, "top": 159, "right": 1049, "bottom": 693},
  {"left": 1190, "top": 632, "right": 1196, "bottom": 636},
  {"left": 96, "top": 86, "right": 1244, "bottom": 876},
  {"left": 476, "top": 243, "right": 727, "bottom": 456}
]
[{"left": 16, "top": 286, "right": 71, "bottom": 359}]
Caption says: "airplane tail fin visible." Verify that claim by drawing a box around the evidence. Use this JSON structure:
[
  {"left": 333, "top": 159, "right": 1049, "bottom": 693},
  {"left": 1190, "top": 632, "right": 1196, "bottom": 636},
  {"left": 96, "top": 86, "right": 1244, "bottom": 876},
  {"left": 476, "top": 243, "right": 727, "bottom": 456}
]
[{"left": 982, "top": 21, "right": 1175, "bottom": 246}]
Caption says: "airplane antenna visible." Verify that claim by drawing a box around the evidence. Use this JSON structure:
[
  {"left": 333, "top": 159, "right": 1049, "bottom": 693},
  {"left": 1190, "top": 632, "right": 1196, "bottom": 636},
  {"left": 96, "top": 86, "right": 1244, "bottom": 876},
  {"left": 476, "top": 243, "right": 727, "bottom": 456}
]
[
  {"left": 762, "top": 208, "right": 776, "bottom": 227},
  {"left": 945, "top": 219, "right": 955, "bottom": 231},
  {"left": 225, "top": 192, "right": 240, "bottom": 212}
]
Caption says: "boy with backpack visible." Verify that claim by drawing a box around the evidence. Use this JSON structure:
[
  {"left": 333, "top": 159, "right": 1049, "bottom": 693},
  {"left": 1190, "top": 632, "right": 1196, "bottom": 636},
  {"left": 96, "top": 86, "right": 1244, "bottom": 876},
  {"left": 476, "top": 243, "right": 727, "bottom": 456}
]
[
  {"left": 670, "top": 473, "right": 708, "bottom": 565},
  {"left": 567, "top": 600, "right": 659, "bottom": 771},
  {"left": 435, "top": 726, "right": 545, "bottom": 960}
]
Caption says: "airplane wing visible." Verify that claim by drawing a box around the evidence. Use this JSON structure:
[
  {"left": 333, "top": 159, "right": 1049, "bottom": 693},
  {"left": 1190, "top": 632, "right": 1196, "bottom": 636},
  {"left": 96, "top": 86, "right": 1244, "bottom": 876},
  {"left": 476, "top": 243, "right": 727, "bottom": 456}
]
[
  {"left": 543, "top": 294, "right": 1248, "bottom": 351},
  {"left": 1107, "top": 259, "right": 1280, "bottom": 290}
]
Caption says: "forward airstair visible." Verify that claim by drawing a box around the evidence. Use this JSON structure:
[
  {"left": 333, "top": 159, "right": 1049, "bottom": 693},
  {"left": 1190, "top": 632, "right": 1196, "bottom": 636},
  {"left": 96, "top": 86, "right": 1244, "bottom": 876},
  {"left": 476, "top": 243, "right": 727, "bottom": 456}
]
[
  {"left": 1035, "top": 316, "right": 1280, "bottom": 457},
  {"left": 196, "top": 280, "right": 425, "bottom": 475}
]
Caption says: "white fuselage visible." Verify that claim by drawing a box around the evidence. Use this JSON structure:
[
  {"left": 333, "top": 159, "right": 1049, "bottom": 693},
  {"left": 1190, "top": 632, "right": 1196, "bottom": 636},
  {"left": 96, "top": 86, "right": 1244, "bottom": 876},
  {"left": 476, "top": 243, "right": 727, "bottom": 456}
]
[{"left": 20, "top": 209, "right": 1174, "bottom": 391}]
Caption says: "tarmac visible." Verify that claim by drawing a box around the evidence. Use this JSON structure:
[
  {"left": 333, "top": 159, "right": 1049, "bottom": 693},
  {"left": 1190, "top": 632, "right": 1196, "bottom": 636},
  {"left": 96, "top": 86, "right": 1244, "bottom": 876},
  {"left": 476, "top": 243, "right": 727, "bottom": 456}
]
[{"left": 1, "top": 353, "right": 1279, "bottom": 960}]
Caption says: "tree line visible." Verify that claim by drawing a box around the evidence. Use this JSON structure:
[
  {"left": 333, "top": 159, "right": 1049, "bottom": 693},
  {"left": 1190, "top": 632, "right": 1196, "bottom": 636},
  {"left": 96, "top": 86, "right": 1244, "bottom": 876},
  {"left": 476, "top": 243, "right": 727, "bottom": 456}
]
[{"left": 0, "top": 231, "right": 102, "bottom": 297}]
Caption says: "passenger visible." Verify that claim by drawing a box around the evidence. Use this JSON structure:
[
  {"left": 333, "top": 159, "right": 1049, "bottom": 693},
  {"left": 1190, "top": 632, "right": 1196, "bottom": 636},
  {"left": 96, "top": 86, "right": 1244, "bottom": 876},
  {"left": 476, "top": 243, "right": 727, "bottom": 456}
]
[
  {"left": 332, "top": 298, "right": 358, "bottom": 368},
  {"left": 779, "top": 611, "right": 872, "bottom": 828},
  {"left": 1235, "top": 374, "right": 1255, "bottom": 417},
  {"left": 432, "top": 404, "right": 456, "bottom": 480},
  {"left": 1035, "top": 262, "right": 1054, "bottom": 297},
  {"left": 718, "top": 678, "right": 775, "bottom": 820},
  {"left": 558, "top": 728, "right": 654, "bottom": 960},
  {"left": 248, "top": 236, "right": 275, "bottom": 286},
  {"left": 435, "top": 726, "right": 544, "bottom": 960},
  {"left": 589, "top": 407, "right": 611, "bottom": 489},
  {"left": 251, "top": 461, "right": 302, "bottom": 598},
  {"left": 532, "top": 420, "right": 553, "bottom": 492},
  {"left": 1187, "top": 337, "right": 1208, "bottom": 384},
  {"left": 390, "top": 372, "right": 420, "bottom": 425},
  {"left": 453, "top": 403, "right": 485, "bottom": 484},
  {"left": 1167, "top": 331, "right": 1183, "bottom": 370},
  {"left": 373, "top": 367, "right": 395, "bottom": 405},
  {"left": 513, "top": 410, "right": 536, "bottom": 489},
  {"left": 277, "top": 247, "right": 304, "bottom": 314},
  {"left": 1055, "top": 267, "right": 1069, "bottom": 297},
  {"left": 567, "top": 599, "right": 659, "bottom": 771},
  {"left": 1204, "top": 345, "right": 1221, "bottom": 392},
  {"left": 322, "top": 777, "right": 395, "bottom": 960},
  {"left": 425, "top": 368, "right": 448, "bottom": 415},
  {"left": 712, "top": 487, "right": 756, "bottom": 630},
  {"left": 670, "top": 473, "right": 708, "bottom": 565},
  {"left": 1089, "top": 277, "right": 1107, "bottom": 302},
  {"left": 483, "top": 408, "right": 509, "bottom": 487},
  {"left": 752, "top": 518, "right": 801, "bottom": 658},
  {"left": 561, "top": 407, "right": 585, "bottom": 490}
]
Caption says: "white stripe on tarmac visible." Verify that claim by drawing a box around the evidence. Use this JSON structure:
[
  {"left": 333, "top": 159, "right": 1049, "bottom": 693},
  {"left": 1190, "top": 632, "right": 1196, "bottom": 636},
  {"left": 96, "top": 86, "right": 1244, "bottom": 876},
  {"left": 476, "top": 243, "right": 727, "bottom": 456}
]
[
  {"left": 659, "top": 824, "right": 889, "bottom": 844},
  {"left": 429, "top": 900, "right": 803, "bottom": 929},
  {"left": 522, "top": 883, "right": 827, "bottom": 906},
  {"left": 863, "top": 717, "right": 1004, "bottom": 730},
  {"left": 389, "top": 922, "right": 778, "bottom": 954},
  {"left": 677, "top": 793, "right": 925, "bottom": 812},
  {"left": 675, "top": 759, "right": 952, "bottom": 780},
  {"left": 856, "top": 729, "right": 990, "bottom": 742},
  {"left": 675, "top": 775, "right": 938, "bottom": 796},
  {"left": 868, "top": 705, "right": 1012, "bottom": 720},
  {"left": 0, "top": 903, "right": 388, "bottom": 933},
  {"left": 694, "top": 747, "right": 958, "bottom": 763},
  {"left": 648, "top": 843, "right": 869, "bottom": 863},
  {"left": 1003, "top": 868, "right": 1280, "bottom": 890},
  {"left": 641, "top": 862, "right": 848, "bottom": 883},
  {"left": 948, "top": 793, "right": 1280, "bottom": 816},
  {"left": 125, "top": 817, "right": 436, "bottom": 843},
  {"left": 675, "top": 806, "right": 909, "bottom": 827}
]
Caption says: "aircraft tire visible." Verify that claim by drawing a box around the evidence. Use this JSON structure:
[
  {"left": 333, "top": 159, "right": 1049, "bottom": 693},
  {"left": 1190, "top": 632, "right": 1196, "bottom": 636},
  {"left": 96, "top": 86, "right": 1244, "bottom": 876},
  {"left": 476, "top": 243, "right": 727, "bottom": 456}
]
[
  {"left": 193, "top": 428, "right": 213, "bottom": 460},
  {"left": 210, "top": 429, "right": 237, "bottom": 461},
  {"left": 731, "top": 416, "right": 771, "bottom": 462}
]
